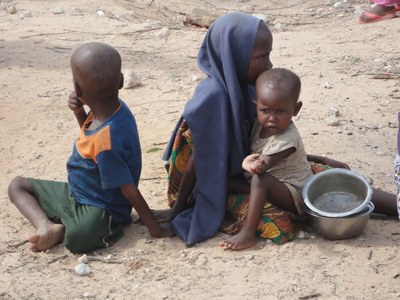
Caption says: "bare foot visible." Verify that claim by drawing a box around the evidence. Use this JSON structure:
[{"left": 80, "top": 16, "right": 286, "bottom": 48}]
[
  {"left": 153, "top": 208, "right": 178, "bottom": 223},
  {"left": 27, "top": 223, "right": 65, "bottom": 252},
  {"left": 219, "top": 231, "right": 257, "bottom": 250}
]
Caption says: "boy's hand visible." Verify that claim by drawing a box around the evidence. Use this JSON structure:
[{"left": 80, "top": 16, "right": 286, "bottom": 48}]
[
  {"left": 121, "top": 183, "right": 176, "bottom": 239},
  {"left": 68, "top": 91, "right": 87, "bottom": 127},
  {"left": 157, "top": 223, "right": 175, "bottom": 238},
  {"left": 68, "top": 92, "right": 84, "bottom": 113}
]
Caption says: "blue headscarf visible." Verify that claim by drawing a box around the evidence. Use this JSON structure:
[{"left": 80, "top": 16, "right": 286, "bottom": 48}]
[{"left": 164, "top": 12, "right": 263, "bottom": 245}]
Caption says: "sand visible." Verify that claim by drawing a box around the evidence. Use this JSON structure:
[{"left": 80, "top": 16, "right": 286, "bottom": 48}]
[{"left": 0, "top": 0, "right": 399, "bottom": 299}]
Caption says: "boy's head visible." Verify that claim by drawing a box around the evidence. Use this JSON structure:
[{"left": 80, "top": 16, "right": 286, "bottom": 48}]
[
  {"left": 71, "top": 42, "right": 123, "bottom": 104},
  {"left": 254, "top": 68, "right": 302, "bottom": 135}
]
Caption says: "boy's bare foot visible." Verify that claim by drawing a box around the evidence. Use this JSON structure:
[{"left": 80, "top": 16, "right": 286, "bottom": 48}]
[
  {"left": 219, "top": 231, "right": 257, "bottom": 250},
  {"left": 153, "top": 208, "right": 178, "bottom": 223},
  {"left": 27, "top": 223, "right": 65, "bottom": 252}
]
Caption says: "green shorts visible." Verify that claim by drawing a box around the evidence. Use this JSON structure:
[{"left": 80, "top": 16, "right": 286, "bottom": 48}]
[{"left": 29, "top": 178, "right": 124, "bottom": 253}]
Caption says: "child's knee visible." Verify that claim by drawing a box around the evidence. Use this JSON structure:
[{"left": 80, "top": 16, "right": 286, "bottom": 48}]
[{"left": 8, "top": 176, "right": 29, "bottom": 201}]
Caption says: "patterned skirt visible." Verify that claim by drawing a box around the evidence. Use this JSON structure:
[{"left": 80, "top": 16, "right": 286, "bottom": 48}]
[{"left": 166, "top": 119, "right": 330, "bottom": 244}]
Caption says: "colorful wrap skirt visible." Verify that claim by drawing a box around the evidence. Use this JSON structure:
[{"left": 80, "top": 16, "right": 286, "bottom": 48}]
[{"left": 166, "top": 119, "right": 331, "bottom": 244}]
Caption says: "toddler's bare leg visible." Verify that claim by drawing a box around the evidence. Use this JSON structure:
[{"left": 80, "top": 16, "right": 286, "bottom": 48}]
[
  {"left": 370, "top": 188, "right": 397, "bottom": 217},
  {"left": 8, "top": 176, "right": 64, "bottom": 252},
  {"left": 220, "top": 173, "right": 294, "bottom": 250}
]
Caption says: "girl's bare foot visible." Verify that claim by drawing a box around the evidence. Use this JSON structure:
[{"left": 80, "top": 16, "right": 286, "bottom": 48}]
[
  {"left": 219, "top": 231, "right": 257, "bottom": 250},
  {"left": 27, "top": 223, "right": 65, "bottom": 252}
]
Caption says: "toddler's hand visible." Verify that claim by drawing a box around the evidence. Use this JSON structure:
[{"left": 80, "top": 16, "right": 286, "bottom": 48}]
[
  {"left": 249, "top": 159, "right": 265, "bottom": 175},
  {"left": 243, "top": 153, "right": 265, "bottom": 174},
  {"left": 67, "top": 92, "right": 84, "bottom": 113}
]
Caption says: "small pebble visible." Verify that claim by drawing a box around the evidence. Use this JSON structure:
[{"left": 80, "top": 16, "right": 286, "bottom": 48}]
[
  {"left": 327, "top": 106, "right": 340, "bottom": 117},
  {"left": 192, "top": 75, "right": 200, "bottom": 82},
  {"left": 326, "top": 115, "right": 340, "bottom": 126},
  {"left": 333, "top": 2, "right": 343, "bottom": 9},
  {"left": 74, "top": 263, "right": 91, "bottom": 276},
  {"left": 297, "top": 230, "right": 306, "bottom": 239},
  {"left": 124, "top": 70, "right": 141, "bottom": 89},
  {"left": 78, "top": 254, "right": 88, "bottom": 264},
  {"left": 104, "top": 254, "right": 112, "bottom": 261},
  {"left": 51, "top": 7, "right": 65, "bottom": 14},
  {"left": 7, "top": 5, "right": 17, "bottom": 14},
  {"left": 83, "top": 292, "right": 96, "bottom": 299},
  {"left": 156, "top": 27, "right": 169, "bottom": 38}
]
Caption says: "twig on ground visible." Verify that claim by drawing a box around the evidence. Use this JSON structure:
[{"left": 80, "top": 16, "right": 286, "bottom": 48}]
[
  {"left": 371, "top": 74, "right": 400, "bottom": 80},
  {"left": 152, "top": 141, "right": 168, "bottom": 146},
  {"left": 6, "top": 240, "right": 29, "bottom": 248},
  {"left": 0, "top": 249, "right": 17, "bottom": 256},
  {"left": 48, "top": 254, "right": 68, "bottom": 264},
  {"left": 317, "top": 8, "right": 350, "bottom": 18},
  {"left": 350, "top": 72, "right": 400, "bottom": 79},
  {"left": 20, "top": 31, "right": 85, "bottom": 39},
  {"left": 141, "top": 176, "right": 163, "bottom": 181},
  {"left": 287, "top": 22, "right": 317, "bottom": 26},
  {"left": 334, "top": 39, "right": 368, "bottom": 45},
  {"left": 85, "top": 255, "right": 124, "bottom": 264},
  {"left": 299, "top": 293, "right": 322, "bottom": 299},
  {"left": 120, "top": 27, "right": 167, "bottom": 36},
  {"left": 45, "top": 46, "right": 71, "bottom": 53}
]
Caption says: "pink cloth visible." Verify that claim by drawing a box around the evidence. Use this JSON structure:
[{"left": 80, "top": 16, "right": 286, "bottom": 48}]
[{"left": 373, "top": 0, "right": 400, "bottom": 6}]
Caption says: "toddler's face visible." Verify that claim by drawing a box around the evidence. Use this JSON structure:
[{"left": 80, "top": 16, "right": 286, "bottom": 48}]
[
  {"left": 247, "top": 24, "right": 273, "bottom": 85},
  {"left": 255, "top": 86, "right": 299, "bottom": 136}
]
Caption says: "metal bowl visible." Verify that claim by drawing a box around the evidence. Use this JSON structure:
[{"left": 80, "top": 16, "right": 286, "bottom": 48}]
[
  {"left": 303, "top": 168, "right": 373, "bottom": 217},
  {"left": 304, "top": 202, "right": 374, "bottom": 240}
]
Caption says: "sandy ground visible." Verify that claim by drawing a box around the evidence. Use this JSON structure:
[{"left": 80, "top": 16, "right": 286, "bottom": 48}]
[{"left": 0, "top": 0, "right": 399, "bottom": 299}]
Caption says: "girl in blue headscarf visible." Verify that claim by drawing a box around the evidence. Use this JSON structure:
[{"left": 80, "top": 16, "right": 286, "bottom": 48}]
[{"left": 154, "top": 12, "right": 276, "bottom": 246}]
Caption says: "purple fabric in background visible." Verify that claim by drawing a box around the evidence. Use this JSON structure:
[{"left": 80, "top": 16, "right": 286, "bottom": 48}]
[
  {"left": 373, "top": 0, "right": 400, "bottom": 6},
  {"left": 398, "top": 112, "right": 400, "bottom": 155}
]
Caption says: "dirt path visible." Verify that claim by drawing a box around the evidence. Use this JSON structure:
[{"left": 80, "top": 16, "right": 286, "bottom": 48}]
[{"left": 0, "top": 0, "right": 399, "bottom": 299}]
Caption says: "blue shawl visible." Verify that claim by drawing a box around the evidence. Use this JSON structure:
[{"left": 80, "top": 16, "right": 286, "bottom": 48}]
[{"left": 164, "top": 12, "right": 262, "bottom": 245}]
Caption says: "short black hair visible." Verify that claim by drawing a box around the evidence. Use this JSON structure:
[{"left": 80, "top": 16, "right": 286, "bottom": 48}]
[
  {"left": 71, "top": 42, "right": 121, "bottom": 94},
  {"left": 256, "top": 68, "right": 301, "bottom": 102}
]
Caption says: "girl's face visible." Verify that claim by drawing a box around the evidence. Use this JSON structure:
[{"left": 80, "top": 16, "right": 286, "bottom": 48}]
[
  {"left": 255, "top": 86, "right": 301, "bottom": 137},
  {"left": 247, "top": 24, "right": 273, "bottom": 85}
]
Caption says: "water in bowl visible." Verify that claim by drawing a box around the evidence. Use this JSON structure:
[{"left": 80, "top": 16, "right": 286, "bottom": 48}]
[{"left": 312, "top": 191, "right": 363, "bottom": 213}]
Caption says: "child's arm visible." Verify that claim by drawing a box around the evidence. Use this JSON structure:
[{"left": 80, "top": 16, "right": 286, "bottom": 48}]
[
  {"left": 153, "top": 155, "right": 195, "bottom": 223},
  {"left": 243, "top": 147, "right": 295, "bottom": 175},
  {"left": 68, "top": 92, "right": 87, "bottom": 128},
  {"left": 307, "top": 154, "right": 350, "bottom": 169},
  {"left": 120, "top": 183, "right": 174, "bottom": 238}
]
